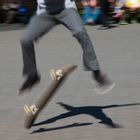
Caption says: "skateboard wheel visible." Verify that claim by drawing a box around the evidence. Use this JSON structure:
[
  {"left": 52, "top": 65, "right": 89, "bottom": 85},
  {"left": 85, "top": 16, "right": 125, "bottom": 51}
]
[
  {"left": 24, "top": 105, "right": 38, "bottom": 115},
  {"left": 30, "top": 105, "right": 38, "bottom": 114},
  {"left": 50, "top": 69, "right": 64, "bottom": 80},
  {"left": 24, "top": 105, "right": 31, "bottom": 114}
]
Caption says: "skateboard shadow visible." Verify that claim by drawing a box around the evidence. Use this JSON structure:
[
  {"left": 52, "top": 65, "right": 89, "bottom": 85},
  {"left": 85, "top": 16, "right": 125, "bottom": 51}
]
[
  {"left": 33, "top": 102, "right": 140, "bottom": 129},
  {"left": 31, "top": 122, "right": 93, "bottom": 134}
]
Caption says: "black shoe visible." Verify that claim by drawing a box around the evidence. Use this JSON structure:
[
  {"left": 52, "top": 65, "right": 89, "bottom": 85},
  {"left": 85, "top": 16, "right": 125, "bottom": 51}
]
[
  {"left": 19, "top": 72, "right": 40, "bottom": 94},
  {"left": 94, "top": 73, "right": 109, "bottom": 86},
  {"left": 93, "top": 73, "right": 115, "bottom": 95},
  {"left": 98, "top": 26, "right": 110, "bottom": 30}
]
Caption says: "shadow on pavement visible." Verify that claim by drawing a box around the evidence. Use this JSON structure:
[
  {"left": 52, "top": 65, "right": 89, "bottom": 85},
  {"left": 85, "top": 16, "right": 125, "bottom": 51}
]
[
  {"left": 31, "top": 122, "right": 93, "bottom": 134},
  {"left": 32, "top": 102, "right": 140, "bottom": 133}
]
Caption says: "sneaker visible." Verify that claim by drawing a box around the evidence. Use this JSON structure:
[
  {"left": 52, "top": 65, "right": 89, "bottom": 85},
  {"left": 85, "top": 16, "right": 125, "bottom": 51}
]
[
  {"left": 18, "top": 72, "right": 40, "bottom": 95},
  {"left": 98, "top": 26, "right": 110, "bottom": 30},
  {"left": 93, "top": 73, "right": 116, "bottom": 95}
]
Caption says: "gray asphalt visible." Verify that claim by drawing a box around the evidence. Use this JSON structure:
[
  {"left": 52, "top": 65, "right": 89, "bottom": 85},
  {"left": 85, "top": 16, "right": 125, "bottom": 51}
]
[{"left": 0, "top": 23, "right": 140, "bottom": 140}]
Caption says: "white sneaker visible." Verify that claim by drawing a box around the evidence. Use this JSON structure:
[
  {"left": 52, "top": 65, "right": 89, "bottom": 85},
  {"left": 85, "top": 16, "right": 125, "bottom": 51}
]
[
  {"left": 94, "top": 82, "right": 116, "bottom": 95},
  {"left": 92, "top": 73, "right": 116, "bottom": 95}
]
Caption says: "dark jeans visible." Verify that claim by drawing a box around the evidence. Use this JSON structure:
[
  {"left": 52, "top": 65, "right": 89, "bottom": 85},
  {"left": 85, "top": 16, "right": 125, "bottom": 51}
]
[{"left": 99, "top": 0, "right": 110, "bottom": 26}]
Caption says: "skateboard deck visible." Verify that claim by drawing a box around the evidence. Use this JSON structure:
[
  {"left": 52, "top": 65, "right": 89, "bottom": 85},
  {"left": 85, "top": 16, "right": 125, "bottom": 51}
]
[{"left": 24, "top": 64, "right": 77, "bottom": 129}]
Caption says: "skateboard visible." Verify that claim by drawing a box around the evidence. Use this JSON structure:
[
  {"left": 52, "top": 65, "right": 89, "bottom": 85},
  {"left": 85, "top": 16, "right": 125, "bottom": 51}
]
[{"left": 24, "top": 64, "right": 77, "bottom": 129}]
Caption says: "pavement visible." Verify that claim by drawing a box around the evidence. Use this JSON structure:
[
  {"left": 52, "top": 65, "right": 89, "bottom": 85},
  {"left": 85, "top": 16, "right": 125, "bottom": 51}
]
[{"left": 0, "top": 23, "right": 140, "bottom": 140}]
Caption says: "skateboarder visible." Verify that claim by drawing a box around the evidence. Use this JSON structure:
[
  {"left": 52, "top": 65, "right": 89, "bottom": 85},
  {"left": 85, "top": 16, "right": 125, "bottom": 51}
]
[{"left": 19, "top": 0, "right": 115, "bottom": 94}]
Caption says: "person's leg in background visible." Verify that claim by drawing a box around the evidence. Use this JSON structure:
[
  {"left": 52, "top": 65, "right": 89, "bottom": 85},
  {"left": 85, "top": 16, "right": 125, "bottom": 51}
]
[
  {"left": 91, "top": 7, "right": 101, "bottom": 24},
  {"left": 82, "top": 6, "right": 93, "bottom": 24},
  {"left": 99, "top": 0, "right": 110, "bottom": 29},
  {"left": 81, "top": 0, "right": 93, "bottom": 24},
  {"left": 136, "top": 9, "right": 140, "bottom": 23}
]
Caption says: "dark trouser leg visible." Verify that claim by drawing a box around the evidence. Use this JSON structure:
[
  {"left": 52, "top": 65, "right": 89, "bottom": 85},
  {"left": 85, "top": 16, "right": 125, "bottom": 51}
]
[
  {"left": 99, "top": 11, "right": 109, "bottom": 27},
  {"left": 20, "top": 37, "right": 37, "bottom": 76},
  {"left": 56, "top": 8, "right": 115, "bottom": 93},
  {"left": 20, "top": 14, "right": 56, "bottom": 76},
  {"left": 56, "top": 8, "right": 100, "bottom": 71},
  {"left": 73, "top": 31, "right": 100, "bottom": 71},
  {"left": 100, "top": 0, "right": 109, "bottom": 27}
]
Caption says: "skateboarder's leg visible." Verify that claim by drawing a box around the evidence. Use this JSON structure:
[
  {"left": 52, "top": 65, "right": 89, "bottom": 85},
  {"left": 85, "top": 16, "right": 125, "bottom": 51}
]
[
  {"left": 73, "top": 31, "right": 115, "bottom": 93},
  {"left": 19, "top": 14, "right": 56, "bottom": 93},
  {"left": 57, "top": 8, "right": 100, "bottom": 74},
  {"left": 57, "top": 8, "right": 115, "bottom": 94}
]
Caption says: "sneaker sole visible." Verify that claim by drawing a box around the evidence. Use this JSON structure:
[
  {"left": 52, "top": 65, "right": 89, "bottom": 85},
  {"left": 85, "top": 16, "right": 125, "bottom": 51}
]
[
  {"left": 18, "top": 78, "right": 40, "bottom": 97},
  {"left": 94, "top": 82, "right": 116, "bottom": 95}
]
